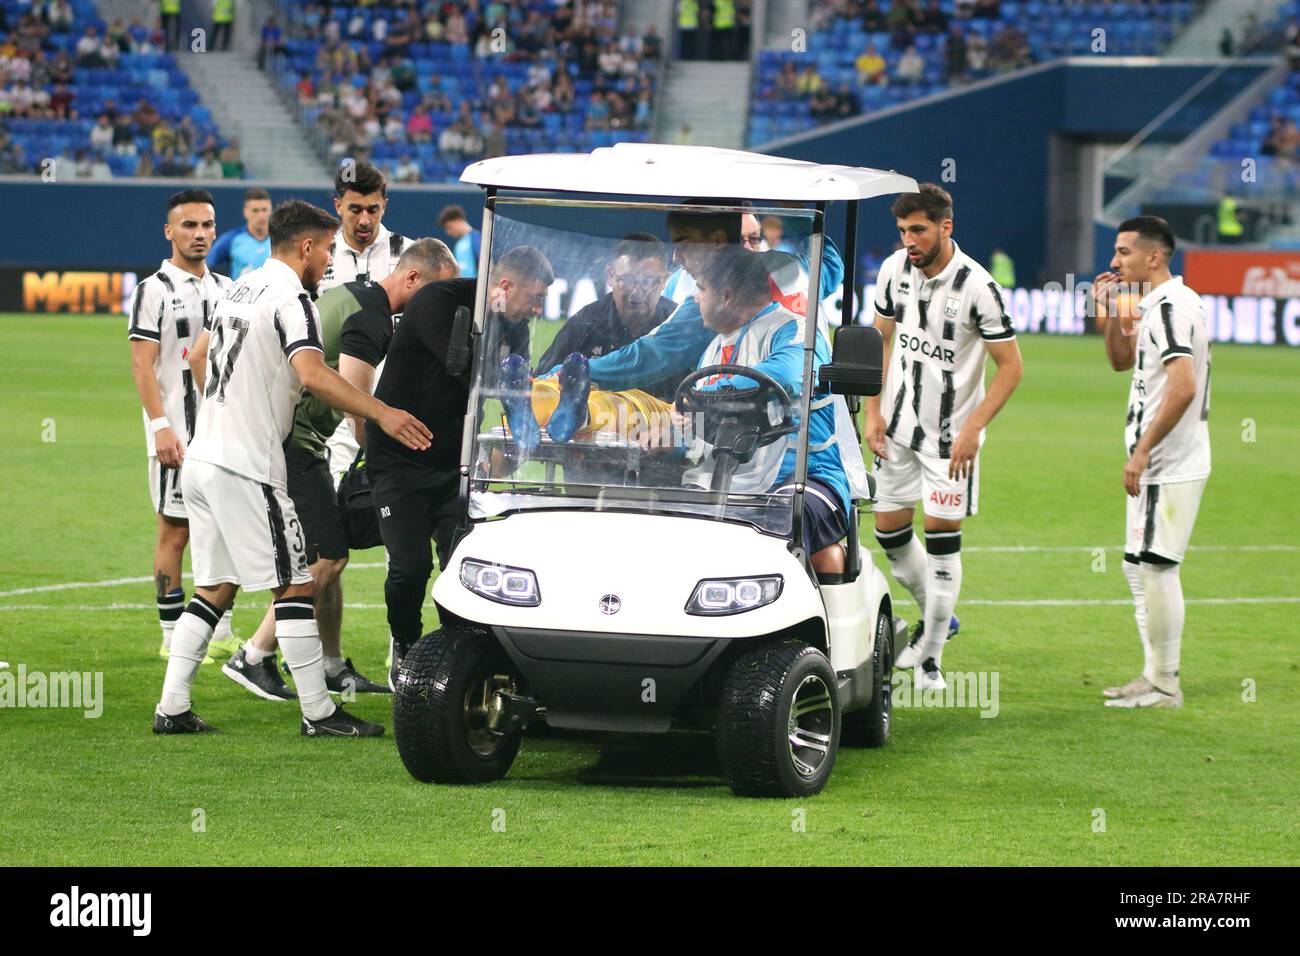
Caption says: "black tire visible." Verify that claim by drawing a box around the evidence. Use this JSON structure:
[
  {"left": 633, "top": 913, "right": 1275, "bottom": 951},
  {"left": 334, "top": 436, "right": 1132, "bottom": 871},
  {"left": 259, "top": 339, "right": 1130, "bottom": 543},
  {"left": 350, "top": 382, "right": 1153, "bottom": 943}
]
[
  {"left": 715, "top": 638, "right": 840, "bottom": 797},
  {"left": 393, "top": 628, "right": 522, "bottom": 784},
  {"left": 842, "top": 607, "right": 893, "bottom": 748}
]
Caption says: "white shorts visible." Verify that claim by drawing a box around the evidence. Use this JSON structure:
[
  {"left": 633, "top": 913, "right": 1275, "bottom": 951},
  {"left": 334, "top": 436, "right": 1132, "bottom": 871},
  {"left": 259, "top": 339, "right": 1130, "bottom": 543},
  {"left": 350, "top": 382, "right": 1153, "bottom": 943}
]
[
  {"left": 182, "top": 459, "right": 312, "bottom": 591},
  {"left": 872, "top": 438, "right": 980, "bottom": 520},
  {"left": 148, "top": 456, "right": 187, "bottom": 520},
  {"left": 1125, "top": 478, "right": 1206, "bottom": 564}
]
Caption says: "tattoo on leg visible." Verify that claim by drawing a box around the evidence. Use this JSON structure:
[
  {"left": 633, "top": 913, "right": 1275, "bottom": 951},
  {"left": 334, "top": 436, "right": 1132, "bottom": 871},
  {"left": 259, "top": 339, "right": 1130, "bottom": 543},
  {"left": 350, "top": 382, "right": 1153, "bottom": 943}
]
[{"left": 155, "top": 571, "right": 172, "bottom": 600}]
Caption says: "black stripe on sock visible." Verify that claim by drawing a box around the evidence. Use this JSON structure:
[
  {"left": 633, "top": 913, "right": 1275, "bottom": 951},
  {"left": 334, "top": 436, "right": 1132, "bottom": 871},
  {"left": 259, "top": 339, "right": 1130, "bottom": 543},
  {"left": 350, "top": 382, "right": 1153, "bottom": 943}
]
[
  {"left": 262, "top": 485, "right": 292, "bottom": 588},
  {"left": 186, "top": 595, "right": 221, "bottom": 629},
  {"left": 925, "top": 531, "right": 962, "bottom": 556},
  {"left": 1142, "top": 484, "right": 1160, "bottom": 554},
  {"left": 273, "top": 602, "right": 316, "bottom": 622},
  {"left": 875, "top": 526, "right": 914, "bottom": 549}
]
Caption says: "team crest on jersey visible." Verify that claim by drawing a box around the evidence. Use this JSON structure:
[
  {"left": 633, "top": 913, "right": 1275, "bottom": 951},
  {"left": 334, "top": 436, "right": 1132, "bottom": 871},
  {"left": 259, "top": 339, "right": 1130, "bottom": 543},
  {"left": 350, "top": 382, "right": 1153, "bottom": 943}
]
[{"left": 944, "top": 296, "right": 961, "bottom": 319}]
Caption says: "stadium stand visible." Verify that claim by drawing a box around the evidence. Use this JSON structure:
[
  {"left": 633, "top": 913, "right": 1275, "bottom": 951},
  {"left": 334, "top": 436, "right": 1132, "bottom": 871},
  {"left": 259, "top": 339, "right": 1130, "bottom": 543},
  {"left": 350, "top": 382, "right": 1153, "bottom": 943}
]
[
  {"left": 267, "top": 0, "right": 661, "bottom": 184},
  {"left": 0, "top": 0, "right": 233, "bottom": 178},
  {"left": 749, "top": 0, "right": 1200, "bottom": 146}
]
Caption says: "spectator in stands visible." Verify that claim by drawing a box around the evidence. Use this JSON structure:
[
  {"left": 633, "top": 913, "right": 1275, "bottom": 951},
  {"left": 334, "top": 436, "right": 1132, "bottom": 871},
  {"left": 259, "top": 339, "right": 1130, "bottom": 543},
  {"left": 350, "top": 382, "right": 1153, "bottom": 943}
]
[
  {"left": 586, "top": 90, "right": 611, "bottom": 129},
  {"left": 775, "top": 61, "right": 798, "bottom": 98},
  {"left": 76, "top": 26, "right": 106, "bottom": 67},
  {"left": 394, "top": 152, "right": 421, "bottom": 183},
  {"left": 260, "top": 16, "right": 287, "bottom": 70},
  {"left": 1218, "top": 28, "right": 1234, "bottom": 58},
  {"left": 127, "top": 17, "right": 151, "bottom": 53},
  {"left": 156, "top": 146, "right": 191, "bottom": 177},
  {"left": 856, "top": 42, "right": 887, "bottom": 85},
  {"left": 863, "top": 0, "right": 887, "bottom": 32},
  {"left": 219, "top": 137, "right": 245, "bottom": 178},
  {"left": 49, "top": 49, "right": 73, "bottom": 84},
  {"left": 796, "top": 64, "right": 825, "bottom": 97},
  {"left": 99, "top": 30, "right": 121, "bottom": 66},
  {"left": 990, "top": 24, "right": 1031, "bottom": 71},
  {"left": 833, "top": 83, "right": 861, "bottom": 118},
  {"left": 896, "top": 44, "right": 925, "bottom": 85},
  {"left": 91, "top": 114, "right": 115, "bottom": 150},
  {"left": 108, "top": 19, "right": 132, "bottom": 53},
  {"left": 42, "top": 0, "right": 74, "bottom": 34},
  {"left": 945, "top": 26, "right": 968, "bottom": 83},
  {"left": 112, "top": 114, "right": 136, "bottom": 153},
  {"left": 0, "top": 131, "right": 25, "bottom": 173},
  {"left": 132, "top": 99, "right": 161, "bottom": 135},
  {"left": 973, "top": 0, "right": 1000, "bottom": 18},
  {"left": 482, "top": 118, "right": 506, "bottom": 158},
  {"left": 295, "top": 72, "right": 315, "bottom": 104},
  {"left": 920, "top": 0, "right": 948, "bottom": 33},
  {"left": 633, "top": 89, "right": 653, "bottom": 128},
  {"left": 1274, "top": 119, "right": 1300, "bottom": 165},
  {"left": 49, "top": 83, "right": 74, "bottom": 120},
  {"left": 17, "top": 12, "right": 50, "bottom": 54},
  {"left": 643, "top": 23, "right": 663, "bottom": 60},
  {"left": 967, "top": 31, "right": 988, "bottom": 73},
  {"left": 72, "top": 148, "right": 94, "bottom": 178},
  {"left": 195, "top": 149, "right": 223, "bottom": 178}
]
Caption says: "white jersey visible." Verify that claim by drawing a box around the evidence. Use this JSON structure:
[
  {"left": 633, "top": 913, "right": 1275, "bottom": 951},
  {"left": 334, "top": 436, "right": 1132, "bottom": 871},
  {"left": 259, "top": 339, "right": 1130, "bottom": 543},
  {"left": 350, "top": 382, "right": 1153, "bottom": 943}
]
[
  {"left": 127, "top": 259, "right": 231, "bottom": 455},
  {"left": 317, "top": 224, "right": 410, "bottom": 293},
  {"left": 662, "top": 266, "right": 697, "bottom": 305},
  {"left": 1125, "top": 275, "right": 1212, "bottom": 485},
  {"left": 187, "top": 258, "right": 325, "bottom": 490},
  {"left": 873, "top": 243, "right": 1015, "bottom": 459}
]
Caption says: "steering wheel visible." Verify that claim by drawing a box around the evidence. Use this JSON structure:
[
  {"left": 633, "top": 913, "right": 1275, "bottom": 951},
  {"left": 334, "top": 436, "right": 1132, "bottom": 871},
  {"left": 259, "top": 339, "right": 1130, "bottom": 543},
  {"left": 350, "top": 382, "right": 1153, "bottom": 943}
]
[{"left": 675, "top": 365, "right": 797, "bottom": 488}]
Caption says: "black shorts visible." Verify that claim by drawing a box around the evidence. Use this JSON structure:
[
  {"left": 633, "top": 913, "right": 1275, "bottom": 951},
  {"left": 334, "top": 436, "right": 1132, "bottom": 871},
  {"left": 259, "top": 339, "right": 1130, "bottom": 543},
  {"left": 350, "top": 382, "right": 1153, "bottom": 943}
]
[
  {"left": 800, "top": 477, "right": 850, "bottom": 555},
  {"left": 284, "top": 442, "right": 349, "bottom": 564}
]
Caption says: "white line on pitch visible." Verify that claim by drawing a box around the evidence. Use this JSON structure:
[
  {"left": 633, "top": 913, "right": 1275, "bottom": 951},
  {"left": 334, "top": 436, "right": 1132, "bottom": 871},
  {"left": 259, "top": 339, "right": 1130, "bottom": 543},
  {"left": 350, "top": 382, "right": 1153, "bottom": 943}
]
[
  {"left": 2, "top": 545, "right": 1294, "bottom": 599},
  {"left": 1, "top": 598, "right": 1297, "bottom": 612}
]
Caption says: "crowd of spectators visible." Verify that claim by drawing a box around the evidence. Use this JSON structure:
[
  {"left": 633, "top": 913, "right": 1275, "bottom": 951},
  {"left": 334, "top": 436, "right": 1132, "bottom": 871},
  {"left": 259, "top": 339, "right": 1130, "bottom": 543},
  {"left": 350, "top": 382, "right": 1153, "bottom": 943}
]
[
  {"left": 675, "top": 0, "right": 753, "bottom": 61},
  {"left": 270, "top": 0, "right": 663, "bottom": 183},
  {"left": 0, "top": 1, "right": 234, "bottom": 178}
]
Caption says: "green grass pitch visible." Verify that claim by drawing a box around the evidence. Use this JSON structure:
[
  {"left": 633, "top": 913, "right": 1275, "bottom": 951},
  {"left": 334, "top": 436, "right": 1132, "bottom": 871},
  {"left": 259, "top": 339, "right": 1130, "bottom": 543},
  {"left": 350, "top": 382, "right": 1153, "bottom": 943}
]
[{"left": 0, "top": 312, "right": 1296, "bottom": 866}]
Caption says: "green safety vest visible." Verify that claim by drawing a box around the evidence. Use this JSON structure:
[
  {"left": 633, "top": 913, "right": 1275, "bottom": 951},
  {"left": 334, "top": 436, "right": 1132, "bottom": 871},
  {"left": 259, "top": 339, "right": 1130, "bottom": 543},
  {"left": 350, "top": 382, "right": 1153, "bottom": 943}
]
[
  {"left": 678, "top": 0, "right": 698, "bottom": 29},
  {"left": 1217, "top": 197, "right": 1243, "bottom": 237},
  {"left": 713, "top": 0, "right": 735, "bottom": 29},
  {"left": 213, "top": 0, "right": 234, "bottom": 23},
  {"left": 161, "top": 0, "right": 180, "bottom": 14},
  {"left": 990, "top": 251, "right": 1015, "bottom": 288}
]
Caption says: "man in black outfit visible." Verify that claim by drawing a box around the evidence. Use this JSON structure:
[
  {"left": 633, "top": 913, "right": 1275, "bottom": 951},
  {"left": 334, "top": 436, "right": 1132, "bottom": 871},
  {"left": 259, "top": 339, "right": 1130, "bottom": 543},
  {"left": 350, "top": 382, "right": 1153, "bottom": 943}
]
[
  {"left": 537, "top": 232, "right": 678, "bottom": 401},
  {"left": 367, "top": 245, "right": 554, "bottom": 685}
]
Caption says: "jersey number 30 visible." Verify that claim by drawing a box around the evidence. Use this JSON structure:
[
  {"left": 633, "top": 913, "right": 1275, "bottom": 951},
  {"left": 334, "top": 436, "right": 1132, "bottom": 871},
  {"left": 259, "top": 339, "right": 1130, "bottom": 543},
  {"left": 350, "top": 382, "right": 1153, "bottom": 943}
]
[{"left": 206, "top": 318, "right": 250, "bottom": 402}]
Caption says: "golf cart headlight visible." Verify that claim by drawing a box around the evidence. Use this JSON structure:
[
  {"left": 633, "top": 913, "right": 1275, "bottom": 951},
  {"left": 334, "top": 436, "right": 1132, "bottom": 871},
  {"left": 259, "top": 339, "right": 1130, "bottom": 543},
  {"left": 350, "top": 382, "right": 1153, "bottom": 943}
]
[
  {"left": 686, "top": 575, "right": 783, "bottom": 616},
  {"left": 460, "top": 559, "right": 540, "bottom": 606}
]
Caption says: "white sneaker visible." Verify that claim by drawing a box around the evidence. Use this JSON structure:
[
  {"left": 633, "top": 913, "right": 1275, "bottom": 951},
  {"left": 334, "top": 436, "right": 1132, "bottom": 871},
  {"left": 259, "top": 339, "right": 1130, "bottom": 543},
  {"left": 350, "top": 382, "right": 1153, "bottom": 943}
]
[
  {"left": 917, "top": 659, "right": 947, "bottom": 692},
  {"left": 1102, "top": 674, "right": 1153, "bottom": 699},
  {"left": 896, "top": 621, "right": 926, "bottom": 669},
  {"left": 1105, "top": 687, "right": 1183, "bottom": 709}
]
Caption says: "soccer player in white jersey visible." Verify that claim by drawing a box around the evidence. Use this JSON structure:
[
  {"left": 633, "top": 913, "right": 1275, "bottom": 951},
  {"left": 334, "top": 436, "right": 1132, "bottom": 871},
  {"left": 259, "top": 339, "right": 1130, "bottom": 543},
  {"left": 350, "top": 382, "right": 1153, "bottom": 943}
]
[
  {"left": 865, "top": 184, "right": 1023, "bottom": 691},
  {"left": 1094, "top": 216, "right": 1211, "bottom": 709},
  {"left": 128, "top": 189, "right": 238, "bottom": 664},
  {"left": 152, "top": 200, "right": 431, "bottom": 736}
]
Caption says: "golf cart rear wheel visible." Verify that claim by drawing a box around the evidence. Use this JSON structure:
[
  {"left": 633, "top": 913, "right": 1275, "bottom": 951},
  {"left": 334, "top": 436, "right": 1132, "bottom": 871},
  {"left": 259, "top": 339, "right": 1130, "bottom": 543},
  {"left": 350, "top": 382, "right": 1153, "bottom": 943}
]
[
  {"left": 716, "top": 638, "right": 840, "bottom": 797},
  {"left": 393, "top": 629, "right": 522, "bottom": 784},
  {"left": 842, "top": 608, "right": 893, "bottom": 748}
]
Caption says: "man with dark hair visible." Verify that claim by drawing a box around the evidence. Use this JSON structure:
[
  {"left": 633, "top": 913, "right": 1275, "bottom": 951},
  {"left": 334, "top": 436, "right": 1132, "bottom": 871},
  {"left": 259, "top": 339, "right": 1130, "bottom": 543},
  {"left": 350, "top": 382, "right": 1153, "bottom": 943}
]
[
  {"left": 437, "top": 203, "right": 481, "bottom": 277},
  {"left": 162, "top": 199, "right": 431, "bottom": 736},
  {"left": 319, "top": 160, "right": 411, "bottom": 293},
  {"left": 209, "top": 189, "right": 272, "bottom": 278},
  {"left": 1094, "top": 216, "right": 1210, "bottom": 710},
  {"left": 537, "top": 233, "right": 677, "bottom": 398},
  {"left": 129, "top": 188, "right": 237, "bottom": 665},
  {"left": 223, "top": 239, "right": 459, "bottom": 702},
  {"left": 367, "top": 245, "right": 554, "bottom": 686},
  {"left": 866, "top": 182, "right": 1023, "bottom": 692}
]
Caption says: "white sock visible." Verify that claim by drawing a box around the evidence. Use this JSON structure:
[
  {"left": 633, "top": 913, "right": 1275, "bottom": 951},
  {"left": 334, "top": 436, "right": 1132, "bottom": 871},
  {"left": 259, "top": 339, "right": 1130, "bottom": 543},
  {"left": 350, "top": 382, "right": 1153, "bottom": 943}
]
[
  {"left": 1141, "top": 561, "right": 1183, "bottom": 695},
  {"left": 1123, "top": 557, "right": 1153, "bottom": 681},
  {"left": 159, "top": 595, "right": 221, "bottom": 715},
  {"left": 243, "top": 643, "right": 270, "bottom": 665},
  {"left": 921, "top": 531, "right": 962, "bottom": 667},
  {"left": 875, "top": 525, "right": 928, "bottom": 614},
  {"left": 157, "top": 588, "right": 184, "bottom": 650},
  {"left": 213, "top": 610, "right": 234, "bottom": 640},
  {"left": 324, "top": 655, "right": 346, "bottom": 678},
  {"left": 275, "top": 597, "right": 335, "bottom": 722}
]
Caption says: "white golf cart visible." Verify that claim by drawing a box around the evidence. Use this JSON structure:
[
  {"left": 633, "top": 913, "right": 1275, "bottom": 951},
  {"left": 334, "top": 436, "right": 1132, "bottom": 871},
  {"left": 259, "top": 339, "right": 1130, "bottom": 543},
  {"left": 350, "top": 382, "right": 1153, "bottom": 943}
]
[{"left": 393, "top": 144, "right": 918, "bottom": 796}]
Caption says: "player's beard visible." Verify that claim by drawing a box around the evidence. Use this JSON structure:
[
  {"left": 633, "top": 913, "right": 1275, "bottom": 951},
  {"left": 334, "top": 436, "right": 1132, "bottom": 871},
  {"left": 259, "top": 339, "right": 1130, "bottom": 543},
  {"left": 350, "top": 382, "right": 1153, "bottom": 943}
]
[{"left": 911, "top": 242, "right": 941, "bottom": 271}]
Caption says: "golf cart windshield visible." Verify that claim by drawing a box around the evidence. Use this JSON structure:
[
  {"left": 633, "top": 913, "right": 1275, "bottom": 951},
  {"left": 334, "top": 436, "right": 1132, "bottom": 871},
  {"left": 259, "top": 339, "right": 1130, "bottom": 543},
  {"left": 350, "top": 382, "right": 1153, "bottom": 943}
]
[{"left": 465, "top": 198, "right": 824, "bottom": 539}]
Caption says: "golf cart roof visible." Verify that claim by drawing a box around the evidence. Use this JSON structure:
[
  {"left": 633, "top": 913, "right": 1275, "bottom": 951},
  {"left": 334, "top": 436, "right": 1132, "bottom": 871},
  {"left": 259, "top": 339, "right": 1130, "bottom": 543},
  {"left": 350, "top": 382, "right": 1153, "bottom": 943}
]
[{"left": 460, "top": 143, "right": 918, "bottom": 202}]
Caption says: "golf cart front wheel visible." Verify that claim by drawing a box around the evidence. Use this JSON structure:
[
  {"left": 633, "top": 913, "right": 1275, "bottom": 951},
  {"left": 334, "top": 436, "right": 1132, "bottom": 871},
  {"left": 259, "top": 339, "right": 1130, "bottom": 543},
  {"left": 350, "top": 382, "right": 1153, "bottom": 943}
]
[
  {"left": 716, "top": 639, "right": 841, "bottom": 797},
  {"left": 393, "top": 629, "right": 522, "bottom": 784}
]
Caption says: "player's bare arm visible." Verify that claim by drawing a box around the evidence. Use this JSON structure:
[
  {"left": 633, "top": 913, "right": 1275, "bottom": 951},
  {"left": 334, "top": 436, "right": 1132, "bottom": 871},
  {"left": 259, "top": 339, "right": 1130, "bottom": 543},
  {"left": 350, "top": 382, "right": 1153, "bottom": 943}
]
[
  {"left": 1096, "top": 271, "right": 1136, "bottom": 371},
  {"left": 949, "top": 338, "right": 1022, "bottom": 480},
  {"left": 337, "top": 353, "right": 377, "bottom": 449},
  {"left": 188, "top": 328, "right": 210, "bottom": 393},
  {"left": 290, "top": 349, "right": 431, "bottom": 451},
  {"left": 130, "top": 338, "right": 184, "bottom": 467},
  {"left": 864, "top": 313, "right": 895, "bottom": 459},
  {"left": 1124, "top": 355, "right": 1196, "bottom": 497}
]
